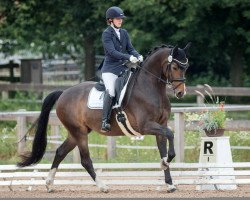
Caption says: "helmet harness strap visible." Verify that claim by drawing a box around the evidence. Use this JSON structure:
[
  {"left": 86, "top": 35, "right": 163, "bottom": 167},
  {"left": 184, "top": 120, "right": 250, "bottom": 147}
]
[{"left": 110, "top": 19, "right": 120, "bottom": 29}]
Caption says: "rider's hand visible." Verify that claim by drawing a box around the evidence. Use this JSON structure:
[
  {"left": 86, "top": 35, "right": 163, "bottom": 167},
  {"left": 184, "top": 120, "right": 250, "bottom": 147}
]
[
  {"left": 129, "top": 55, "right": 138, "bottom": 63},
  {"left": 138, "top": 55, "right": 143, "bottom": 62}
]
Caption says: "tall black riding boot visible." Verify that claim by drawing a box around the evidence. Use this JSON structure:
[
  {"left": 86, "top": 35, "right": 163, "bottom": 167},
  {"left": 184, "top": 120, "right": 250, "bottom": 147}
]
[{"left": 101, "top": 92, "right": 114, "bottom": 132}]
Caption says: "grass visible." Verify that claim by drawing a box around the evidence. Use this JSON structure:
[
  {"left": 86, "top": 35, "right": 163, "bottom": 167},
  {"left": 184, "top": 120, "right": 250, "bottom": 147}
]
[
  {"left": 1, "top": 122, "right": 250, "bottom": 165},
  {"left": 0, "top": 91, "right": 42, "bottom": 111}
]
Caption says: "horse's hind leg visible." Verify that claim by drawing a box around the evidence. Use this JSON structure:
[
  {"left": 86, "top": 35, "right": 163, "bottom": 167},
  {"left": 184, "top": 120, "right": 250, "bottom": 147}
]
[
  {"left": 46, "top": 136, "right": 76, "bottom": 192},
  {"left": 77, "top": 134, "right": 109, "bottom": 193}
]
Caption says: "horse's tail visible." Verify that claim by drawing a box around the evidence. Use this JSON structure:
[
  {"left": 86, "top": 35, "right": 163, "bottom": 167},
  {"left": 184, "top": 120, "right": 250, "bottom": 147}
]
[{"left": 17, "top": 90, "right": 63, "bottom": 167}]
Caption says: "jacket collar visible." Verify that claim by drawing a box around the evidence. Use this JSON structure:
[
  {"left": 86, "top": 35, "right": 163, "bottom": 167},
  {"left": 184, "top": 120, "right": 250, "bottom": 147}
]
[{"left": 107, "top": 26, "right": 122, "bottom": 43}]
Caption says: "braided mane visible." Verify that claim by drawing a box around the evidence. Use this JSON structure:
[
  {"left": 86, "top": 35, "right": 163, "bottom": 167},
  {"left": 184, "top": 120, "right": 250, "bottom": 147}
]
[{"left": 142, "top": 44, "right": 173, "bottom": 65}]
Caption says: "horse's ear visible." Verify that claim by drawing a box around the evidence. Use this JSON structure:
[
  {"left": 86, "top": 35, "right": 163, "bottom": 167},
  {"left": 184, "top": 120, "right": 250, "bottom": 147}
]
[
  {"left": 172, "top": 45, "right": 178, "bottom": 57},
  {"left": 183, "top": 42, "right": 191, "bottom": 53}
]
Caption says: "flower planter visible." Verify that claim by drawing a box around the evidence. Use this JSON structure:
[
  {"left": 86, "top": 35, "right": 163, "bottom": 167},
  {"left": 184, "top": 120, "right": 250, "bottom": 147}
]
[{"left": 204, "top": 128, "right": 225, "bottom": 137}]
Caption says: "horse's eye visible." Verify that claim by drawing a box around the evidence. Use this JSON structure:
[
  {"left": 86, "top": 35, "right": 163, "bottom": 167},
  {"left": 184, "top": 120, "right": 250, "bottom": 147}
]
[{"left": 173, "top": 66, "right": 178, "bottom": 71}]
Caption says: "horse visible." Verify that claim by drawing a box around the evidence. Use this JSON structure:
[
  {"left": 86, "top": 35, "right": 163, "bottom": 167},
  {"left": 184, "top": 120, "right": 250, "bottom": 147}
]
[{"left": 17, "top": 43, "right": 191, "bottom": 193}]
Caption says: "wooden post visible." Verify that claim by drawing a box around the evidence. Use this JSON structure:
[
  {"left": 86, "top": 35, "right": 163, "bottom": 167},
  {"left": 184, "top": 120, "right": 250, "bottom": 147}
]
[
  {"left": 174, "top": 112, "right": 185, "bottom": 162},
  {"left": 2, "top": 91, "right": 8, "bottom": 100},
  {"left": 196, "top": 84, "right": 204, "bottom": 105},
  {"left": 72, "top": 147, "right": 81, "bottom": 163},
  {"left": 51, "top": 125, "right": 60, "bottom": 149},
  {"left": 17, "top": 109, "right": 27, "bottom": 154},
  {"left": 9, "top": 61, "right": 14, "bottom": 83},
  {"left": 107, "top": 136, "right": 116, "bottom": 160},
  {"left": 21, "top": 59, "right": 43, "bottom": 98}
]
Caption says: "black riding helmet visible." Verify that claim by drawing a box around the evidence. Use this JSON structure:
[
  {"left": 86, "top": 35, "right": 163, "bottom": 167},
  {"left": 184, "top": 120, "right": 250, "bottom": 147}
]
[{"left": 106, "top": 6, "right": 126, "bottom": 20}]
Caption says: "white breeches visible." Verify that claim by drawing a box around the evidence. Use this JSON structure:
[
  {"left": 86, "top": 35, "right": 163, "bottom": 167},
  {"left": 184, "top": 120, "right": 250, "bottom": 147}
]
[{"left": 102, "top": 73, "right": 118, "bottom": 97}]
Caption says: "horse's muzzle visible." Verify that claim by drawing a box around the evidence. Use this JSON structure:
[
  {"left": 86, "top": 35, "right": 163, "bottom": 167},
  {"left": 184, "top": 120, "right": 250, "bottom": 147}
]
[{"left": 175, "top": 88, "right": 186, "bottom": 99}]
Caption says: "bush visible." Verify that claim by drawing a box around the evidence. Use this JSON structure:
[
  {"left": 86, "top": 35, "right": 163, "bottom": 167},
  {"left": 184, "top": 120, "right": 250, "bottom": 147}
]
[{"left": 0, "top": 127, "right": 17, "bottom": 160}]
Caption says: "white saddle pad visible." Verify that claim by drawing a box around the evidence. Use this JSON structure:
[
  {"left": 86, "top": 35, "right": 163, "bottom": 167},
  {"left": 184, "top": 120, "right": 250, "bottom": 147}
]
[
  {"left": 87, "top": 88, "right": 105, "bottom": 109},
  {"left": 87, "top": 72, "right": 132, "bottom": 109}
]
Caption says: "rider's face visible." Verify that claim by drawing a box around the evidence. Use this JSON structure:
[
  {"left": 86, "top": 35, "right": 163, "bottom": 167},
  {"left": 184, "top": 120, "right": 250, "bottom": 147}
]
[{"left": 112, "top": 18, "right": 123, "bottom": 28}]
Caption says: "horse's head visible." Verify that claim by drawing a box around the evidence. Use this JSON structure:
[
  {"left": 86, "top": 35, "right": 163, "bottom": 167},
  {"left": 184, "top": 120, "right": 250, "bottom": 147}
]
[{"left": 163, "top": 43, "right": 191, "bottom": 98}]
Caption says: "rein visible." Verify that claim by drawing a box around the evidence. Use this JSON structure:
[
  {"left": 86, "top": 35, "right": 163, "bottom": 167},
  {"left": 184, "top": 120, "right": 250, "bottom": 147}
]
[
  {"left": 135, "top": 63, "right": 170, "bottom": 85},
  {"left": 120, "top": 68, "right": 139, "bottom": 110}
]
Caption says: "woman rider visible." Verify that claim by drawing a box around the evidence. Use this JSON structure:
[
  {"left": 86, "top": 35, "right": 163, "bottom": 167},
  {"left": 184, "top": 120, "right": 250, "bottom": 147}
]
[{"left": 101, "top": 6, "right": 143, "bottom": 132}]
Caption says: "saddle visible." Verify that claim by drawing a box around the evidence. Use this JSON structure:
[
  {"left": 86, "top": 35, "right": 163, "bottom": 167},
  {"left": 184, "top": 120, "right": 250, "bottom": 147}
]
[{"left": 94, "top": 67, "right": 135, "bottom": 105}]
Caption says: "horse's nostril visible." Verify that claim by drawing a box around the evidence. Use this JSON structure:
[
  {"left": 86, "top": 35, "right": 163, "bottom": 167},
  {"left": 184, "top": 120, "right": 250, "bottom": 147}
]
[{"left": 177, "top": 91, "right": 183, "bottom": 98}]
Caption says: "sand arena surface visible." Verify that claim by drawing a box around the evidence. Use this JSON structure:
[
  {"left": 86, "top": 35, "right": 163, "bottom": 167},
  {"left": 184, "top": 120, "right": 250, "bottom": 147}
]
[{"left": 0, "top": 185, "right": 250, "bottom": 198}]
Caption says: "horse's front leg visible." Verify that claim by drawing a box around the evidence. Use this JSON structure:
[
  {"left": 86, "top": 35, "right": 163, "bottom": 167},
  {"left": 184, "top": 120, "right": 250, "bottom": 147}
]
[
  {"left": 156, "top": 134, "right": 176, "bottom": 192},
  {"left": 165, "top": 126, "right": 176, "bottom": 163},
  {"left": 142, "top": 121, "right": 176, "bottom": 162},
  {"left": 140, "top": 122, "right": 176, "bottom": 192}
]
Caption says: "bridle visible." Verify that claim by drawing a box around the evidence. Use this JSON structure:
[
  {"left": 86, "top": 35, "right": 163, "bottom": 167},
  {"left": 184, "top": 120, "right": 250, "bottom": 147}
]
[
  {"left": 135, "top": 47, "right": 189, "bottom": 91},
  {"left": 162, "top": 48, "right": 189, "bottom": 90}
]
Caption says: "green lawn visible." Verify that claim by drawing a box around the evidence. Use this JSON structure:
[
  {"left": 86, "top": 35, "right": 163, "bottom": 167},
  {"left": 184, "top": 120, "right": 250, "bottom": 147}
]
[{"left": 1, "top": 123, "right": 250, "bottom": 165}]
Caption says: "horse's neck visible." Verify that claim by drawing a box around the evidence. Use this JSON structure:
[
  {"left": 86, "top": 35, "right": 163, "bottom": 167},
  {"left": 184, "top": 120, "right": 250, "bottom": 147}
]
[
  {"left": 124, "top": 48, "right": 170, "bottom": 118},
  {"left": 136, "top": 49, "right": 167, "bottom": 92},
  {"left": 124, "top": 48, "right": 169, "bottom": 116}
]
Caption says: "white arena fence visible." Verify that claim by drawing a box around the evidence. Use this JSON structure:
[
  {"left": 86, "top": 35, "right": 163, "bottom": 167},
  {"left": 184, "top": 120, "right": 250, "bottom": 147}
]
[
  {"left": 0, "top": 105, "right": 250, "bottom": 162},
  {"left": 0, "top": 163, "right": 250, "bottom": 191},
  {"left": 1, "top": 106, "right": 250, "bottom": 162}
]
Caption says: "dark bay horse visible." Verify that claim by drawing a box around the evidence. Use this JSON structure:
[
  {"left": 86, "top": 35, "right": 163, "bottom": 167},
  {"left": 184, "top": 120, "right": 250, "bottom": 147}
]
[{"left": 17, "top": 43, "right": 190, "bottom": 193}]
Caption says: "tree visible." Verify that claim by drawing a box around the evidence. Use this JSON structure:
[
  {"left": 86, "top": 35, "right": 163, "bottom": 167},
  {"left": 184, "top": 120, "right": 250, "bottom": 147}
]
[
  {"left": 123, "top": 0, "right": 250, "bottom": 86},
  {"left": 0, "top": 0, "right": 120, "bottom": 80},
  {"left": 1, "top": 0, "right": 249, "bottom": 86},
  {"left": 172, "top": 0, "right": 250, "bottom": 86}
]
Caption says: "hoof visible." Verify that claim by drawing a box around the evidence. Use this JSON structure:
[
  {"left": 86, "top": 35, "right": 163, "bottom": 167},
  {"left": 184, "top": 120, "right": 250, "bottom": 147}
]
[
  {"left": 45, "top": 180, "right": 54, "bottom": 193},
  {"left": 96, "top": 177, "right": 109, "bottom": 193},
  {"left": 47, "top": 188, "right": 54, "bottom": 193},
  {"left": 45, "top": 184, "right": 54, "bottom": 193},
  {"left": 26, "top": 186, "right": 33, "bottom": 191},
  {"left": 100, "top": 185, "right": 109, "bottom": 193},
  {"left": 167, "top": 184, "right": 177, "bottom": 193},
  {"left": 156, "top": 184, "right": 177, "bottom": 193}
]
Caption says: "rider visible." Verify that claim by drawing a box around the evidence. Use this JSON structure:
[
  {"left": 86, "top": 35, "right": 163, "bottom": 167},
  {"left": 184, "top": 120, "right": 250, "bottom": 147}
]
[{"left": 101, "top": 6, "right": 143, "bottom": 132}]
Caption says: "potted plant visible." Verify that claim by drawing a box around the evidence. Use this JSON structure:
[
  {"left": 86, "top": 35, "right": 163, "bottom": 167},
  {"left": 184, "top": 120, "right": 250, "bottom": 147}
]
[
  {"left": 199, "top": 102, "right": 226, "bottom": 136},
  {"left": 187, "top": 84, "right": 227, "bottom": 137}
]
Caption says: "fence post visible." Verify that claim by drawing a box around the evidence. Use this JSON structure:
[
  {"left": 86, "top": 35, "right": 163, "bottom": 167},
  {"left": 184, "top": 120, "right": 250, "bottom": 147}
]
[
  {"left": 2, "top": 91, "right": 8, "bottom": 100},
  {"left": 72, "top": 147, "right": 81, "bottom": 163},
  {"left": 107, "top": 136, "right": 116, "bottom": 160},
  {"left": 174, "top": 112, "right": 185, "bottom": 162},
  {"left": 196, "top": 84, "right": 204, "bottom": 105},
  {"left": 51, "top": 125, "right": 60, "bottom": 149},
  {"left": 17, "top": 109, "right": 27, "bottom": 154},
  {"left": 9, "top": 60, "right": 15, "bottom": 83}
]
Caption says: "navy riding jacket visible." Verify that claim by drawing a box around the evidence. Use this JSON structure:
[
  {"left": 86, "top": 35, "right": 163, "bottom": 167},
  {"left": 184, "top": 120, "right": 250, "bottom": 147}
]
[{"left": 101, "top": 26, "right": 140, "bottom": 75}]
